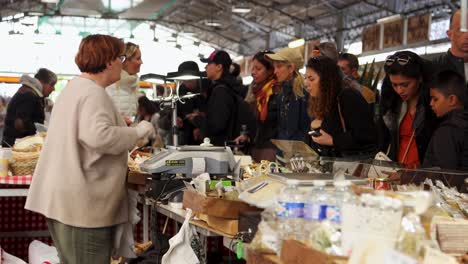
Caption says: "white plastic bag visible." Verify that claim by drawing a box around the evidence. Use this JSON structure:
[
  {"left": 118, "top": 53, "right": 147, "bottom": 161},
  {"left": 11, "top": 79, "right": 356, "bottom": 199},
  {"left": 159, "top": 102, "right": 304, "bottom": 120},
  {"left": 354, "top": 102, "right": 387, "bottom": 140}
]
[
  {"left": 1, "top": 245, "right": 28, "bottom": 264},
  {"left": 161, "top": 209, "right": 199, "bottom": 264},
  {"left": 28, "top": 240, "right": 59, "bottom": 264}
]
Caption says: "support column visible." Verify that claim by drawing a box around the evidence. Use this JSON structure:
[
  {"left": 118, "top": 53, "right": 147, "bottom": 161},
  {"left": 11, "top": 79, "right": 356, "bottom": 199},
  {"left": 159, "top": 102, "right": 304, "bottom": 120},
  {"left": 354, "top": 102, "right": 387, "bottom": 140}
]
[{"left": 335, "top": 13, "right": 346, "bottom": 52}]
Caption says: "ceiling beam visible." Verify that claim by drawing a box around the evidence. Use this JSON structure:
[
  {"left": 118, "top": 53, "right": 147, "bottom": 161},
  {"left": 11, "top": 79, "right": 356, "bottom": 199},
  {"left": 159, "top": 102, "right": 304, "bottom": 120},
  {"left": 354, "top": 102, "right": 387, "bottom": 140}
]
[
  {"left": 362, "top": 0, "right": 396, "bottom": 14},
  {"left": 243, "top": 0, "right": 304, "bottom": 24}
]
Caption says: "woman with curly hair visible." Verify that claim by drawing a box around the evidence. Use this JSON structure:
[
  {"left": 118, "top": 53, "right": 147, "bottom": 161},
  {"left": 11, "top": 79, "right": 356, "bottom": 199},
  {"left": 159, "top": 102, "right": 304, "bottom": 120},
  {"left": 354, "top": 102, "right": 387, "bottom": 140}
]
[{"left": 306, "top": 56, "right": 377, "bottom": 158}]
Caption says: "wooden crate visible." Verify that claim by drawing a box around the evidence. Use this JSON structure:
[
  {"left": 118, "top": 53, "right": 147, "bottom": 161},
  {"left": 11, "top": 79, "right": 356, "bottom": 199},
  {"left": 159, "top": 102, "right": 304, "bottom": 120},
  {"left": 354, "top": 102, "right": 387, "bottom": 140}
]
[
  {"left": 182, "top": 189, "right": 260, "bottom": 219},
  {"left": 280, "top": 239, "right": 347, "bottom": 264}
]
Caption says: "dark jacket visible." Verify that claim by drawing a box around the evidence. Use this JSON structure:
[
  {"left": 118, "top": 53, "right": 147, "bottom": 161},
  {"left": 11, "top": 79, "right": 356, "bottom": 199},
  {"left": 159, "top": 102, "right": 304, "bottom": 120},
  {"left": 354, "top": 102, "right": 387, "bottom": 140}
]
[
  {"left": 246, "top": 81, "right": 279, "bottom": 149},
  {"left": 205, "top": 74, "right": 239, "bottom": 146},
  {"left": 158, "top": 79, "right": 211, "bottom": 145},
  {"left": 276, "top": 80, "right": 310, "bottom": 142},
  {"left": 432, "top": 49, "right": 465, "bottom": 79},
  {"left": 310, "top": 88, "right": 378, "bottom": 158},
  {"left": 423, "top": 109, "right": 468, "bottom": 170},
  {"left": 378, "top": 84, "right": 437, "bottom": 163},
  {"left": 3, "top": 85, "right": 45, "bottom": 147}
]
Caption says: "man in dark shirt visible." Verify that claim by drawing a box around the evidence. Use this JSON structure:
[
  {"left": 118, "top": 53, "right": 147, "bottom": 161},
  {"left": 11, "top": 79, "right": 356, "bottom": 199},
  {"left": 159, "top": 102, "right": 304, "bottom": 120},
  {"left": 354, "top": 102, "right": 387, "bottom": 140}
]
[
  {"left": 433, "top": 9, "right": 468, "bottom": 81},
  {"left": 200, "top": 50, "right": 240, "bottom": 146},
  {"left": 2, "top": 68, "right": 57, "bottom": 147}
]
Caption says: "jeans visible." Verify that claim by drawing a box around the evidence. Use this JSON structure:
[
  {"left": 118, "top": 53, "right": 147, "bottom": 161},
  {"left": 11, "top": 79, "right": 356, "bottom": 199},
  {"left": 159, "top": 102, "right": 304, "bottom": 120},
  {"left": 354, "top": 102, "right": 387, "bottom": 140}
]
[{"left": 46, "top": 219, "right": 114, "bottom": 264}]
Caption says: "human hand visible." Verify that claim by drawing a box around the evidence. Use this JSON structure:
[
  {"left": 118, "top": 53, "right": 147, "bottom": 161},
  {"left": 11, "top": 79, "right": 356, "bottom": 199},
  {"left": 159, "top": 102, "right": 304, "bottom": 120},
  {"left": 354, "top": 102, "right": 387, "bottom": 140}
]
[
  {"left": 135, "top": 120, "right": 155, "bottom": 139},
  {"left": 311, "top": 129, "right": 333, "bottom": 146},
  {"left": 234, "top": 134, "right": 249, "bottom": 145},
  {"left": 176, "top": 117, "right": 183, "bottom": 128},
  {"left": 185, "top": 112, "right": 199, "bottom": 122},
  {"left": 123, "top": 116, "right": 133, "bottom": 126},
  {"left": 193, "top": 128, "right": 201, "bottom": 141},
  {"left": 382, "top": 171, "right": 401, "bottom": 181}
]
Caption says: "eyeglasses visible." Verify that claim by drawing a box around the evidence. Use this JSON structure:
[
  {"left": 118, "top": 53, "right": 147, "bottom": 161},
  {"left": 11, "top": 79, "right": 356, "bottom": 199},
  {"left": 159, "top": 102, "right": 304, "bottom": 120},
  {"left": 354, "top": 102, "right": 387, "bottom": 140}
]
[
  {"left": 119, "top": 55, "right": 126, "bottom": 62},
  {"left": 385, "top": 55, "right": 411, "bottom": 66}
]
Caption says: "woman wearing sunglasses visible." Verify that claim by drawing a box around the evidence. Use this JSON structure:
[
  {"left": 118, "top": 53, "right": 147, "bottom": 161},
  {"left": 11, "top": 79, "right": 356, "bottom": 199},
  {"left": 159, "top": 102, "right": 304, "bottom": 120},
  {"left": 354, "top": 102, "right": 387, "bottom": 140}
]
[
  {"left": 107, "top": 42, "right": 144, "bottom": 125},
  {"left": 380, "top": 51, "right": 437, "bottom": 168},
  {"left": 305, "top": 56, "right": 377, "bottom": 158}
]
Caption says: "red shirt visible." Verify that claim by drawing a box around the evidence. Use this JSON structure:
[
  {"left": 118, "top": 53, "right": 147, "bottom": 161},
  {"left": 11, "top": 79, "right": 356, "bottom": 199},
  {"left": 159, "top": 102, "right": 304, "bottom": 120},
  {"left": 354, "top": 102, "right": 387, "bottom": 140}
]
[{"left": 398, "top": 112, "right": 420, "bottom": 168}]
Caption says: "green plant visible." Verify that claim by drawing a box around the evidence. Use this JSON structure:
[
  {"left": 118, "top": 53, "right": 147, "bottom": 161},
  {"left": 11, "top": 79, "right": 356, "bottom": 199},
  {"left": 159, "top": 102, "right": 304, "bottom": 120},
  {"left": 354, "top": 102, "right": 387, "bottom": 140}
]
[{"left": 359, "top": 59, "right": 382, "bottom": 92}]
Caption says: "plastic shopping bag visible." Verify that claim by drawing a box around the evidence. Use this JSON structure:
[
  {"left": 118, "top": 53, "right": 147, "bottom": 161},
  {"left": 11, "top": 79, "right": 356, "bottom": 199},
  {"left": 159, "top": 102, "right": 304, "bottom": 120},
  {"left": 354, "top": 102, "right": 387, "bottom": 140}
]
[
  {"left": 28, "top": 240, "right": 59, "bottom": 264},
  {"left": 161, "top": 209, "right": 200, "bottom": 264},
  {"left": 1, "top": 245, "right": 28, "bottom": 264}
]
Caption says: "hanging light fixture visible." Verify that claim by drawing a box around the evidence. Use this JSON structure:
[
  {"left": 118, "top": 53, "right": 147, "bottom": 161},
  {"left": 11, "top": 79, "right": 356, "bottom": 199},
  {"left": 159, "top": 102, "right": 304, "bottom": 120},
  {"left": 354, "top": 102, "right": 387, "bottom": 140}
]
[
  {"left": 288, "top": 38, "right": 305, "bottom": 48},
  {"left": 232, "top": 6, "right": 252, "bottom": 13}
]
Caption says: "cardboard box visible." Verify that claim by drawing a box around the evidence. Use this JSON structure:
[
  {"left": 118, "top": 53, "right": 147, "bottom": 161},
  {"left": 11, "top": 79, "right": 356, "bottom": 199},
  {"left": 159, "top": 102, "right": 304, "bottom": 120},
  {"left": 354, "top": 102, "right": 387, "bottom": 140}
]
[
  {"left": 280, "top": 239, "right": 347, "bottom": 264},
  {"left": 246, "top": 248, "right": 282, "bottom": 264},
  {"left": 197, "top": 213, "right": 238, "bottom": 236},
  {"left": 183, "top": 189, "right": 260, "bottom": 219}
]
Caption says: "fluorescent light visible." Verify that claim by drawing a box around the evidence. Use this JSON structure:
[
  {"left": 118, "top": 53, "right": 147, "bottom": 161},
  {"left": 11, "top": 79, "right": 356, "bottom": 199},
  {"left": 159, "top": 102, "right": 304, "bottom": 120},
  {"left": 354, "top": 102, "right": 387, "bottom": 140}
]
[
  {"left": 41, "top": 0, "right": 60, "bottom": 3},
  {"left": 377, "top": 14, "right": 403, "bottom": 24},
  {"left": 144, "top": 78, "right": 165, "bottom": 84},
  {"left": 288, "top": 38, "right": 305, "bottom": 48},
  {"left": 232, "top": 6, "right": 252, "bottom": 13},
  {"left": 205, "top": 20, "right": 222, "bottom": 27},
  {"left": 242, "top": 76, "right": 253, "bottom": 85},
  {"left": 27, "top": 12, "right": 45, "bottom": 16},
  {"left": 233, "top": 55, "right": 244, "bottom": 61},
  {"left": 171, "top": 75, "right": 201, "bottom": 80},
  {"left": 14, "top": 13, "right": 25, "bottom": 19}
]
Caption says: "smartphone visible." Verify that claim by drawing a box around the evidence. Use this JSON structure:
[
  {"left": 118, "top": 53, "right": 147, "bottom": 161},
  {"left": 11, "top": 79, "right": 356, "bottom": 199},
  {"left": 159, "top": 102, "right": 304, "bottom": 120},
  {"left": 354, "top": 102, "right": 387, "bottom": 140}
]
[{"left": 308, "top": 129, "right": 322, "bottom": 137}]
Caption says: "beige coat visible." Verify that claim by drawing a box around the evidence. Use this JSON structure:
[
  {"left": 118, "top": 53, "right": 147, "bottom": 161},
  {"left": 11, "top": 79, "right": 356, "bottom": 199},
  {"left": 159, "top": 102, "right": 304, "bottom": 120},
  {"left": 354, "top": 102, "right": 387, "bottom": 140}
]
[{"left": 25, "top": 77, "right": 140, "bottom": 228}]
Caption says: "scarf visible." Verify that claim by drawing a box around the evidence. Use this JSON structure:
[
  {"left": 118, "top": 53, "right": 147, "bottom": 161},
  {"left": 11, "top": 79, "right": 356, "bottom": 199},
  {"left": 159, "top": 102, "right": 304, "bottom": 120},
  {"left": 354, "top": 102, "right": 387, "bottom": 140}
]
[{"left": 254, "top": 78, "right": 275, "bottom": 122}]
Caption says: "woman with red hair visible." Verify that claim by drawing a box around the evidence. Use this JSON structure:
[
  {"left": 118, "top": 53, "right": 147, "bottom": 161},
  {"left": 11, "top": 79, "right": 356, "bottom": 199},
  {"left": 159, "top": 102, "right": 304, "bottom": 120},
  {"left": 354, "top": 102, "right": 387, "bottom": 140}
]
[{"left": 25, "top": 34, "right": 154, "bottom": 263}]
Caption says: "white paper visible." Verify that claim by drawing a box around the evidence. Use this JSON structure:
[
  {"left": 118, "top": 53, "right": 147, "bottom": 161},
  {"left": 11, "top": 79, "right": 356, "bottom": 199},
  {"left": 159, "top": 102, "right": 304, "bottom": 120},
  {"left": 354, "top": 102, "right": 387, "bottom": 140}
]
[
  {"left": 383, "top": 249, "right": 418, "bottom": 264},
  {"left": 192, "top": 157, "right": 206, "bottom": 176},
  {"left": 349, "top": 244, "right": 417, "bottom": 264},
  {"left": 423, "top": 246, "right": 458, "bottom": 264},
  {"left": 342, "top": 204, "right": 402, "bottom": 254}
]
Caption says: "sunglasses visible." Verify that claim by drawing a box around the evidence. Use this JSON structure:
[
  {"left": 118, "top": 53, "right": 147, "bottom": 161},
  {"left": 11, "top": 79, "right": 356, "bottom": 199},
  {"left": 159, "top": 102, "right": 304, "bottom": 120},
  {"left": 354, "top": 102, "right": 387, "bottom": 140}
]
[
  {"left": 385, "top": 55, "right": 412, "bottom": 66},
  {"left": 119, "top": 55, "right": 126, "bottom": 63}
]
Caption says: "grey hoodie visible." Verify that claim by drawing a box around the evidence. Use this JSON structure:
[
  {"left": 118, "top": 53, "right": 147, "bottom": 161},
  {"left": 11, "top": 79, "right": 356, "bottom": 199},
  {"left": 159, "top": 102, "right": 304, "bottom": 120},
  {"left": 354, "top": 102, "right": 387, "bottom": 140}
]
[{"left": 20, "top": 75, "right": 43, "bottom": 97}]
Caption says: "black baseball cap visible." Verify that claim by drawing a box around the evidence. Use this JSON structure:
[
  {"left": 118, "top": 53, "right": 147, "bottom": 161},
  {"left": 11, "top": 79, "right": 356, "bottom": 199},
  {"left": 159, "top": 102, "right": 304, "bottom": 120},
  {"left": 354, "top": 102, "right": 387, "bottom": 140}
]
[{"left": 200, "top": 50, "right": 232, "bottom": 70}]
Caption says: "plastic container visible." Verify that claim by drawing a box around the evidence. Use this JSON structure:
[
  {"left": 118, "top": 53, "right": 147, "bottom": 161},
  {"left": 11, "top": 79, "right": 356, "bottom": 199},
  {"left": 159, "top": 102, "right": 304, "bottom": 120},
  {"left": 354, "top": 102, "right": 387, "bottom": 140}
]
[{"left": 276, "top": 179, "right": 305, "bottom": 238}]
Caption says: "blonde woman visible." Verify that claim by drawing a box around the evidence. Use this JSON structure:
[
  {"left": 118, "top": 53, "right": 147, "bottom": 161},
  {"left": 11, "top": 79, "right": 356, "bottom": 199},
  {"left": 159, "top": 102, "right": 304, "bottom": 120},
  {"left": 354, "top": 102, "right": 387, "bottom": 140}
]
[
  {"left": 266, "top": 47, "right": 310, "bottom": 142},
  {"left": 107, "top": 42, "right": 143, "bottom": 124}
]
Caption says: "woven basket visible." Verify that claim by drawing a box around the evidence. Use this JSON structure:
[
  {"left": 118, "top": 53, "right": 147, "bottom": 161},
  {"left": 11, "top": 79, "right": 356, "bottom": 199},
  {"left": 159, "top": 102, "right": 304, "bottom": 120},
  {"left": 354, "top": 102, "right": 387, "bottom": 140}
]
[
  {"left": 10, "top": 151, "right": 40, "bottom": 176},
  {"left": 10, "top": 159, "right": 37, "bottom": 176}
]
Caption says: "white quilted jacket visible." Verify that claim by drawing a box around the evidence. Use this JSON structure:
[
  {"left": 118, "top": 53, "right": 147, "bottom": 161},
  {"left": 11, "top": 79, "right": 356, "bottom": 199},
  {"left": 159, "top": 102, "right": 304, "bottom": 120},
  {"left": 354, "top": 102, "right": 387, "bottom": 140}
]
[{"left": 106, "top": 70, "right": 139, "bottom": 118}]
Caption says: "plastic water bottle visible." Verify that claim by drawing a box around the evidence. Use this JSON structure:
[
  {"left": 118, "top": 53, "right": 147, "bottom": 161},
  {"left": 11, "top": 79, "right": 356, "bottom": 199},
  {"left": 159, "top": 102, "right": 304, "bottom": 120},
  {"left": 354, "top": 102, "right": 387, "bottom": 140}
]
[
  {"left": 303, "top": 180, "right": 329, "bottom": 223},
  {"left": 327, "top": 180, "right": 357, "bottom": 227},
  {"left": 276, "top": 179, "right": 304, "bottom": 239}
]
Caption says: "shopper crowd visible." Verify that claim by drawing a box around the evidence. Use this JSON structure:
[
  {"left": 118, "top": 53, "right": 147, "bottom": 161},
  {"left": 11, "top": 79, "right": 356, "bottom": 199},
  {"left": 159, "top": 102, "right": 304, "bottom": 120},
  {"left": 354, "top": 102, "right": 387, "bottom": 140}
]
[{"left": 2, "top": 8, "right": 464, "bottom": 264}]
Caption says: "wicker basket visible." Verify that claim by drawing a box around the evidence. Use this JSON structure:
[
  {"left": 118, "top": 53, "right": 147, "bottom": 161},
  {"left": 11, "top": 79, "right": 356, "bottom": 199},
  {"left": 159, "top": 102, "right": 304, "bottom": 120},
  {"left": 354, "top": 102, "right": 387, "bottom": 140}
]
[{"left": 10, "top": 151, "right": 40, "bottom": 176}]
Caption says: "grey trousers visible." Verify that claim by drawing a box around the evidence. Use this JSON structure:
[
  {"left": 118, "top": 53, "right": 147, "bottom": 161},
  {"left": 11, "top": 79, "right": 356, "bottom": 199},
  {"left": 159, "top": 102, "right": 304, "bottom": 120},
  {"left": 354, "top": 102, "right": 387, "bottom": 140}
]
[{"left": 46, "top": 218, "right": 114, "bottom": 264}]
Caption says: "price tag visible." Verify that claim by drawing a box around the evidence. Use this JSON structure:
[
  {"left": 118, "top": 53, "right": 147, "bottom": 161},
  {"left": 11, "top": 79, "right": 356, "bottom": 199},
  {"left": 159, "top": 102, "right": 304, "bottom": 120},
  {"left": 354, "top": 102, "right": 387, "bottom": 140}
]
[{"left": 384, "top": 249, "right": 418, "bottom": 264}]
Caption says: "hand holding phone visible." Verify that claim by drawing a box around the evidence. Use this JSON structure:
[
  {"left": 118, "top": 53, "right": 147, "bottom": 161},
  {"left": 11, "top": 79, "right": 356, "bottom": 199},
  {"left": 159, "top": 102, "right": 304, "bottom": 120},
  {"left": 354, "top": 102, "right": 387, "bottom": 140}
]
[{"left": 308, "top": 129, "right": 322, "bottom": 137}]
